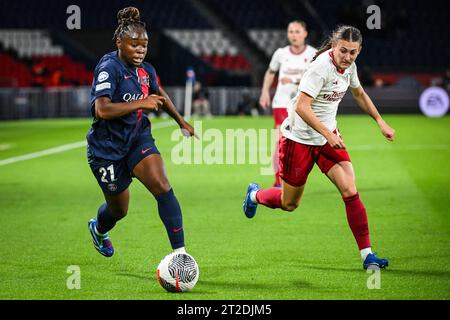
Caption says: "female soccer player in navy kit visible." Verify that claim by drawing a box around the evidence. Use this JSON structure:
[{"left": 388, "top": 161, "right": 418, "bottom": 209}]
[
  {"left": 87, "top": 7, "right": 195, "bottom": 257},
  {"left": 244, "top": 25, "right": 395, "bottom": 269}
]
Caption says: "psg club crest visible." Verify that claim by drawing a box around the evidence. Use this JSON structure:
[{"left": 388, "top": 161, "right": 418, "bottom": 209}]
[{"left": 141, "top": 75, "right": 150, "bottom": 86}]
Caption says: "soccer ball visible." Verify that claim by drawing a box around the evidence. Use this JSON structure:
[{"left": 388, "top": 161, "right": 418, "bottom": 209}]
[{"left": 156, "top": 252, "right": 199, "bottom": 292}]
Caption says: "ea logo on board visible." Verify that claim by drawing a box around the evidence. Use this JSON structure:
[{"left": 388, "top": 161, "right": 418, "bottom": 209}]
[{"left": 419, "top": 87, "right": 449, "bottom": 117}]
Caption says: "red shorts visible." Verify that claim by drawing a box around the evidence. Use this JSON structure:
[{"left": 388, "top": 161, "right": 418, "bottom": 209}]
[
  {"left": 278, "top": 134, "right": 351, "bottom": 187},
  {"left": 273, "top": 108, "right": 288, "bottom": 127}
]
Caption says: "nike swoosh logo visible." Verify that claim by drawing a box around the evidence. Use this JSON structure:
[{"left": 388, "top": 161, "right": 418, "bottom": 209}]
[
  {"left": 124, "top": 75, "right": 132, "bottom": 80},
  {"left": 141, "top": 147, "right": 153, "bottom": 154},
  {"left": 172, "top": 227, "right": 183, "bottom": 233}
]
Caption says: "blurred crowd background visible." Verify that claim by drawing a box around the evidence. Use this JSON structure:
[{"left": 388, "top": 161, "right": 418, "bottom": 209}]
[{"left": 0, "top": 0, "right": 448, "bottom": 119}]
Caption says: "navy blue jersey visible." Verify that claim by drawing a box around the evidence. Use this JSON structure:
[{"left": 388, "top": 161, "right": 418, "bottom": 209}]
[{"left": 86, "top": 51, "right": 160, "bottom": 160}]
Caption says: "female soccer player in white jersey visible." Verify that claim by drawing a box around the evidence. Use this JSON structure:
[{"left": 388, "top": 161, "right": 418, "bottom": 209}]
[
  {"left": 245, "top": 25, "right": 395, "bottom": 269},
  {"left": 259, "top": 21, "right": 317, "bottom": 187}
]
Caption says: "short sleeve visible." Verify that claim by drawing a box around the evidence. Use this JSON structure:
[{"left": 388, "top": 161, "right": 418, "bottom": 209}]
[
  {"left": 299, "top": 69, "right": 326, "bottom": 99},
  {"left": 349, "top": 64, "right": 361, "bottom": 88},
  {"left": 268, "top": 48, "right": 282, "bottom": 72},
  {"left": 93, "top": 60, "right": 120, "bottom": 100}
]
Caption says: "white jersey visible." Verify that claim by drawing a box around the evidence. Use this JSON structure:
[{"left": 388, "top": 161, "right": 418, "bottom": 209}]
[
  {"left": 281, "top": 49, "right": 361, "bottom": 146},
  {"left": 269, "top": 45, "right": 317, "bottom": 109}
]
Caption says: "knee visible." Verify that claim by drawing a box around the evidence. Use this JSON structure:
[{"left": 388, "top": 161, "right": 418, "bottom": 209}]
[
  {"left": 341, "top": 185, "right": 358, "bottom": 198},
  {"left": 151, "top": 181, "right": 172, "bottom": 197}
]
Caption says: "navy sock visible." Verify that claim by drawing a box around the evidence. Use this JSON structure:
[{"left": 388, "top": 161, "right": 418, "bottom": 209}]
[
  {"left": 96, "top": 203, "right": 119, "bottom": 234},
  {"left": 155, "top": 188, "right": 185, "bottom": 249}
]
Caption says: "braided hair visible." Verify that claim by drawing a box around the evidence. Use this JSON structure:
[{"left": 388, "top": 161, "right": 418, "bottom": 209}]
[
  {"left": 312, "top": 25, "right": 362, "bottom": 61},
  {"left": 113, "top": 7, "right": 146, "bottom": 42}
]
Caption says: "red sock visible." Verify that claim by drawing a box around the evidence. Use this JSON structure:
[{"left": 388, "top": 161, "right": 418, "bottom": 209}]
[
  {"left": 256, "top": 187, "right": 282, "bottom": 209},
  {"left": 343, "top": 193, "right": 371, "bottom": 250}
]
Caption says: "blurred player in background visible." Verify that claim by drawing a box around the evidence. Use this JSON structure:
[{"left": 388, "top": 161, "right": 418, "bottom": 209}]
[
  {"left": 245, "top": 25, "right": 395, "bottom": 270},
  {"left": 192, "top": 81, "right": 212, "bottom": 117},
  {"left": 86, "top": 7, "right": 196, "bottom": 258},
  {"left": 259, "top": 21, "right": 316, "bottom": 187}
]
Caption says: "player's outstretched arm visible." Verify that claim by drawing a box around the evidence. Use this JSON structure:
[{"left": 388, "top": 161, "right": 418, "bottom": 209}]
[
  {"left": 351, "top": 86, "right": 395, "bottom": 142},
  {"left": 159, "top": 87, "right": 198, "bottom": 139},
  {"left": 95, "top": 96, "right": 165, "bottom": 120}
]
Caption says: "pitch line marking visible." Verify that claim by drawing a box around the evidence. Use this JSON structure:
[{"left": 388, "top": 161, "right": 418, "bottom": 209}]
[
  {"left": 0, "top": 120, "right": 175, "bottom": 167},
  {"left": 1, "top": 123, "right": 449, "bottom": 166}
]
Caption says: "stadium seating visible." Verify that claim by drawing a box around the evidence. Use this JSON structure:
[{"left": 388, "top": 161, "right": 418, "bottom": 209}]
[
  {"left": 0, "top": 30, "right": 93, "bottom": 87},
  {"left": 205, "top": 0, "right": 450, "bottom": 70},
  {"left": 248, "top": 30, "right": 288, "bottom": 57},
  {"left": 0, "top": 53, "right": 33, "bottom": 87},
  {"left": 0, "top": 30, "right": 63, "bottom": 58},
  {"left": 165, "top": 30, "right": 252, "bottom": 71},
  {"left": 0, "top": 0, "right": 447, "bottom": 87}
]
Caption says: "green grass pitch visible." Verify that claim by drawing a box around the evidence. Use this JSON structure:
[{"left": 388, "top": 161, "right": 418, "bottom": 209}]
[{"left": 0, "top": 115, "right": 449, "bottom": 300}]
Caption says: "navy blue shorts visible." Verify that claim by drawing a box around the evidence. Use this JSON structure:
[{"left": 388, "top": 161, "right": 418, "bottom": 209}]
[{"left": 87, "top": 131, "right": 160, "bottom": 195}]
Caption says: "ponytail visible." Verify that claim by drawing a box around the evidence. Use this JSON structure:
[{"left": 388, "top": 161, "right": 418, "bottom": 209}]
[{"left": 312, "top": 38, "right": 332, "bottom": 61}]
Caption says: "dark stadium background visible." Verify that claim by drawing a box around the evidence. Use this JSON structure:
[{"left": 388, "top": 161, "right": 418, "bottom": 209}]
[{"left": 0, "top": 0, "right": 449, "bottom": 118}]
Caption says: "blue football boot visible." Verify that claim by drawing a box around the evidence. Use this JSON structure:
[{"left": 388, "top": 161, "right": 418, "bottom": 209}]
[
  {"left": 243, "top": 183, "right": 260, "bottom": 219},
  {"left": 88, "top": 219, "right": 114, "bottom": 257},
  {"left": 363, "top": 252, "right": 389, "bottom": 269}
]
